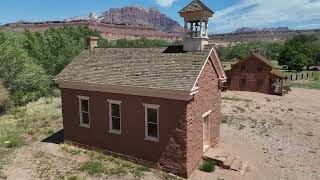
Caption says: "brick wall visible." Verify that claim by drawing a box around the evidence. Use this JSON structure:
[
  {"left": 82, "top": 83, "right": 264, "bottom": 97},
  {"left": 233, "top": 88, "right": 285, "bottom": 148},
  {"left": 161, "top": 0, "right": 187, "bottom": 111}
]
[
  {"left": 186, "top": 57, "right": 221, "bottom": 176},
  {"left": 60, "top": 89, "right": 189, "bottom": 177}
]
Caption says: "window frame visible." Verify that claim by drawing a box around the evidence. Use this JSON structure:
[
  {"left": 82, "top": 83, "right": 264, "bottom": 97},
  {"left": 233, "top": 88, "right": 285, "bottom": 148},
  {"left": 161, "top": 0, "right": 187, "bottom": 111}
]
[
  {"left": 78, "top": 96, "right": 90, "bottom": 128},
  {"left": 108, "top": 99, "right": 122, "bottom": 135},
  {"left": 143, "top": 103, "right": 160, "bottom": 142}
]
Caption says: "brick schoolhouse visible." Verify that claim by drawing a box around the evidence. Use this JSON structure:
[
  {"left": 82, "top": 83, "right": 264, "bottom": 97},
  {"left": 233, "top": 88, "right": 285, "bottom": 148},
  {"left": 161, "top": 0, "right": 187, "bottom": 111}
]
[{"left": 55, "top": 0, "right": 227, "bottom": 177}]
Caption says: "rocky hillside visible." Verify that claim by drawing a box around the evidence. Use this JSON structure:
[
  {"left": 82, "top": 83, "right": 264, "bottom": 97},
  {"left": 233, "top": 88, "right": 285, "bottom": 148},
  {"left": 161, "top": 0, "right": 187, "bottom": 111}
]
[
  {"left": 210, "top": 27, "right": 320, "bottom": 43},
  {"left": 100, "top": 7, "right": 184, "bottom": 33}
]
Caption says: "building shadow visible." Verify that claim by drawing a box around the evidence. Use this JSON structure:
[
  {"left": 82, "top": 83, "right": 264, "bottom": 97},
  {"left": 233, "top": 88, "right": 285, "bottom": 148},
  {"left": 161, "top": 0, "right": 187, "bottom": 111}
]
[{"left": 42, "top": 129, "right": 64, "bottom": 144}]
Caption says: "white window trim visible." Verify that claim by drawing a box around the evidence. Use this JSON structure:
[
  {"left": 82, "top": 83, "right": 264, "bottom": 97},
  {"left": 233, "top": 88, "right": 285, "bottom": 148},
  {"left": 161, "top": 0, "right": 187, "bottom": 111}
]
[
  {"left": 108, "top": 99, "right": 122, "bottom": 135},
  {"left": 202, "top": 110, "right": 212, "bottom": 118},
  {"left": 143, "top": 104, "right": 160, "bottom": 142},
  {"left": 78, "top": 96, "right": 90, "bottom": 128}
]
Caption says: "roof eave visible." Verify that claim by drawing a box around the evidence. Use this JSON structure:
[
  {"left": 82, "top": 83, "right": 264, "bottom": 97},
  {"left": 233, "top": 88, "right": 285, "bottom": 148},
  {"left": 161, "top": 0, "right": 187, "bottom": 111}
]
[{"left": 56, "top": 80, "right": 194, "bottom": 101}]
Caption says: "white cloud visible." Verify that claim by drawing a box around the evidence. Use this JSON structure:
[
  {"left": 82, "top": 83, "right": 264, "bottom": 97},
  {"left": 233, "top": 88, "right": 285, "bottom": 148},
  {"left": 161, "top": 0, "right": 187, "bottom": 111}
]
[
  {"left": 155, "top": 0, "right": 177, "bottom": 7},
  {"left": 210, "top": 0, "right": 320, "bottom": 33}
]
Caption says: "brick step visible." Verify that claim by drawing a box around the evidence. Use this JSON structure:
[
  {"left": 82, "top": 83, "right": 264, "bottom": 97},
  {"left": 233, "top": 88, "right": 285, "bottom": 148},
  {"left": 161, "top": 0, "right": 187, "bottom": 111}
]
[
  {"left": 203, "top": 148, "right": 248, "bottom": 176},
  {"left": 240, "top": 161, "right": 249, "bottom": 175},
  {"left": 230, "top": 158, "right": 241, "bottom": 171},
  {"left": 223, "top": 155, "right": 236, "bottom": 169}
]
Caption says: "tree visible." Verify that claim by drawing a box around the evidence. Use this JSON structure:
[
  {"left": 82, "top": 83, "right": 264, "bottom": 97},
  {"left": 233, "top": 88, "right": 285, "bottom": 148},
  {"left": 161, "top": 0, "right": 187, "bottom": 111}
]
[
  {"left": 278, "top": 34, "right": 320, "bottom": 71},
  {"left": 0, "top": 32, "right": 51, "bottom": 106}
]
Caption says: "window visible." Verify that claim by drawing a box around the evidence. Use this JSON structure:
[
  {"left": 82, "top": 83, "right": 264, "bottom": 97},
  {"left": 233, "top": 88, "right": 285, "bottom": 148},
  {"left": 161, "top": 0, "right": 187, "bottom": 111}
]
[
  {"left": 78, "top": 96, "right": 90, "bottom": 128},
  {"left": 144, "top": 104, "right": 160, "bottom": 142},
  {"left": 241, "top": 64, "right": 246, "bottom": 71},
  {"left": 257, "top": 65, "right": 263, "bottom": 72},
  {"left": 108, "top": 100, "right": 122, "bottom": 134}
]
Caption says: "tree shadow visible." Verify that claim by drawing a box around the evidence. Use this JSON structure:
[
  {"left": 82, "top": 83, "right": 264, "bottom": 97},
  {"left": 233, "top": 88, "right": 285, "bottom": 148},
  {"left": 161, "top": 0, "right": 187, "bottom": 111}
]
[{"left": 42, "top": 129, "right": 64, "bottom": 144}]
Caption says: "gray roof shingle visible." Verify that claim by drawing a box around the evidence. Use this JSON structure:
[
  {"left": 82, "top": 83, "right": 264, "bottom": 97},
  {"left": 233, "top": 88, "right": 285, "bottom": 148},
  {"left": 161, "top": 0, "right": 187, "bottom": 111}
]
[
  {"left": 55, "top": 45, "right": 213, "bottom": 92},
  {"left": 179, "top": 0, "right": 214, "bottom": 14}
]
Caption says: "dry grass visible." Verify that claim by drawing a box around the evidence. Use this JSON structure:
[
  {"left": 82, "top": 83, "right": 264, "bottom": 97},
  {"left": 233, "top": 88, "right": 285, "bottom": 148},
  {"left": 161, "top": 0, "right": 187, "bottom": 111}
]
[
  {"left": 61, "top": 144, "right": 151, "bottom": 179},
  {"left": 0, "top": 97, "right": 62, "bottom": 176}
]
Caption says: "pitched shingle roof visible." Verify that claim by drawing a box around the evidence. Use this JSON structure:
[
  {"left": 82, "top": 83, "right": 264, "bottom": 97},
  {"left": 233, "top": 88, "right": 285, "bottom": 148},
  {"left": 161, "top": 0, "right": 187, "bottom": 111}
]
[
  {"left": 179, "top": 0, "right": 214, "bottom": 14},
  {"left": 55, "top": 45, "right": 214, "bottom": 92}
]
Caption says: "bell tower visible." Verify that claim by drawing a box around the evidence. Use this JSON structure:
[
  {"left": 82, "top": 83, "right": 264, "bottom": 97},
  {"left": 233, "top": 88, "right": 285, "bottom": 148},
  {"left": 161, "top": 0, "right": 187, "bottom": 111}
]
[{"left": 179, "top": 0, "right": 214, "bottom": 52}]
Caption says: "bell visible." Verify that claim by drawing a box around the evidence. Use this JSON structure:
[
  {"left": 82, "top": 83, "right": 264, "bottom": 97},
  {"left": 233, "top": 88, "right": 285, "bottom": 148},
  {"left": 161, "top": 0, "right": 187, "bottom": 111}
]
[{"left": 195, "top": 22, "right": 200, "bottom": 27}]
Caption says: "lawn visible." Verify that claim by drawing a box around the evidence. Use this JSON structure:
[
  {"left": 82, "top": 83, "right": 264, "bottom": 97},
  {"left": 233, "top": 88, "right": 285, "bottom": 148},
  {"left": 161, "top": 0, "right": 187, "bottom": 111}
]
[{"left": 286, "top": 80, "right": 320, "bottom": 90}]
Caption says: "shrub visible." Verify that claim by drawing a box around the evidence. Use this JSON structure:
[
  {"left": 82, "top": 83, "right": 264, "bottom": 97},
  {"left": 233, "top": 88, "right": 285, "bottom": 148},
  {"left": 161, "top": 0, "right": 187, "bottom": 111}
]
[
  {"left": 9, "top": 63, "right": 51, "bottom": 106},
  {"left": 199, "top": 160, "right": 215, "bottom": 172}
]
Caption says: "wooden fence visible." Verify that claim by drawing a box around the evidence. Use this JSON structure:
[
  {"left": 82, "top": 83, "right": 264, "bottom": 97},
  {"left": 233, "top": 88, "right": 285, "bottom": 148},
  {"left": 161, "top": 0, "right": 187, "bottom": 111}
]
[{"left": 284, "top": 72, "right": 316, "bottom": 81}]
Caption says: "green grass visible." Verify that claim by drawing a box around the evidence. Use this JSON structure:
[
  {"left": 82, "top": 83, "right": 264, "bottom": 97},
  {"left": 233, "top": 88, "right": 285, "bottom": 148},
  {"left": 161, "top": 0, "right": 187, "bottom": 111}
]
[
  {"left": 199, "top": 160, "right": 215, "bottom": 172},
  {"left": 80, "top": 161, "right": 105, "bottom": 175},
  {"left": 286, "top": 80, "right": 320, "bottom": 90},
  {"left": 62, "top": 144, "right": 150, "bottom": 178},
  {"left": 0, "top": 97, "right": 62, "bottom": 175}
]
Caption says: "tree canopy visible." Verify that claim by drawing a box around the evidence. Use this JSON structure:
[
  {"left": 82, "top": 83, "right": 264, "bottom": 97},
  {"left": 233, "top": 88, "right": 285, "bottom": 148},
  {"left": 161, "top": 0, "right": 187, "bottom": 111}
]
[
  {"left": 0, "top": 26, "right": 181, "bottom": 106},
  {"left": 278, "top": 34, "right": 320, "bottom": 71}
]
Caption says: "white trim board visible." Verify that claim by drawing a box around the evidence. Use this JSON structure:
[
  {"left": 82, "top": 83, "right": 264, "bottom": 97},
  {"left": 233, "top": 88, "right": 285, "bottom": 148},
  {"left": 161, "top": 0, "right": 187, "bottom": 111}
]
[
  {"left": 108, "top": 99, "right": 122, "bottom": 135},
  {"left": 78, "top": 96, "right": 90, "bottom": 128}
]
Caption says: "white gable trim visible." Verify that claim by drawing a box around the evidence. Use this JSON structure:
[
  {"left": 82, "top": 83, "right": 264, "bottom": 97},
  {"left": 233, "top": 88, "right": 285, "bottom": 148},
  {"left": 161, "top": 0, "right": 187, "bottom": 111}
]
[
  {"left": 57, "top": 81, "right": 194, "bottom": 101},
  {"left": 191, "top": 47, "right": 227, "bottom": 91},
  {"left": 191, "top": 47, "right": 214, "bottom": 89}
]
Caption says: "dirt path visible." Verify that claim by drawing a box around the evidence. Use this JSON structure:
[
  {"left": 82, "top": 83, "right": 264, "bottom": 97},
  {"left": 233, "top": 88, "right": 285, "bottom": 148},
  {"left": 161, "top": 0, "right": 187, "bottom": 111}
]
[{"left": 192, "top": 88, "right": 320, "bottom": 180}]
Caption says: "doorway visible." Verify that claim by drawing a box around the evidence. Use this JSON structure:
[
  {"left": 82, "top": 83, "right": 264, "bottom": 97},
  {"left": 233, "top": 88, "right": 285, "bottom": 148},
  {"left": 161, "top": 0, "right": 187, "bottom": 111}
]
[{"left": 203, "top": 114, "right": 210, "bottom": 152}]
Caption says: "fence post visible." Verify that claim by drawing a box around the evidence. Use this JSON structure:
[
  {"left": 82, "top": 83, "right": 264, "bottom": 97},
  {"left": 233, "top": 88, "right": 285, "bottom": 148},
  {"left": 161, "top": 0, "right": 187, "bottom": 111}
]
[
  {"left": 302, "top": 73, "right": 304, "bottom": 79},
  {"left": 296, "top": 74, "right": 298, "bottom": 80},
  {"left": 291, "top": 74, "right": 293, "bottom": 80},
  {"left": 307, "top": 73, "right": 309, "bottom": 79}
]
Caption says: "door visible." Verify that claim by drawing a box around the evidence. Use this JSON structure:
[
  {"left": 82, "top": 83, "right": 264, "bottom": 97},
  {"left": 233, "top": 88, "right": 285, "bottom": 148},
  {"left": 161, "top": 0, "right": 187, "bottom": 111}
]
[{"left": 203, "top": 115, "right": 210, "bottom": 152}]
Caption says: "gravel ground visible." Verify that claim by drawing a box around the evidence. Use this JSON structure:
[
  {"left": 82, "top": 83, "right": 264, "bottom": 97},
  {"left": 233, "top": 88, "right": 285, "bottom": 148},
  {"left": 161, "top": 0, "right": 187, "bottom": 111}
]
[{"left": 192, "top": 88, "right": 320, "bottom": 180}]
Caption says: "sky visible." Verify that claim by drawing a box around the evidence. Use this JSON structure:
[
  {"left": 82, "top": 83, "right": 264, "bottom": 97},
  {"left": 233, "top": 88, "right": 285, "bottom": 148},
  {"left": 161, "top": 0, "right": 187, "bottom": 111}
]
[{"left": 1, "top": 0, "right": 320, "bottom": 33}]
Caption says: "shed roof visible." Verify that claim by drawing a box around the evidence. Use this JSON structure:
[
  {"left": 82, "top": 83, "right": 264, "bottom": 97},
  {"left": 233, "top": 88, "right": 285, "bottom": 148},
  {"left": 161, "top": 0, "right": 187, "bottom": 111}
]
[
  {"left": 179, "top": 0, "right": 214, "bottom": 14},
  {"left": 234, "top": 52, "right": 283, "bottom": 78},
  {"left": 55, "top": 45, "right": 216, "bottom": 92}
]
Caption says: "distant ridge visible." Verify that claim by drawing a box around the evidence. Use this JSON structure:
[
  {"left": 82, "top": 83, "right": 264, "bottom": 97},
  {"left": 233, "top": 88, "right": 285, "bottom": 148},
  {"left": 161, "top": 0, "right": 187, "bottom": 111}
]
[
  {"left": 0, "top": 6, "right": 185, "bottom": 41},
  {"left": 209, "top": 27, "right": 320, "bottom": 44},
  {"left": 100, "top": 6, "right": 184, "bottom": 33}
]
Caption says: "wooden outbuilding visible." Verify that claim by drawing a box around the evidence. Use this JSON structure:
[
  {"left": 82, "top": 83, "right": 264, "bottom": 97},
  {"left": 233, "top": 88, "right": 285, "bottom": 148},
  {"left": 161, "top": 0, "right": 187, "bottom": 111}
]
[{"left": 225, "top": 50, "right": 284, "bottom": 95}]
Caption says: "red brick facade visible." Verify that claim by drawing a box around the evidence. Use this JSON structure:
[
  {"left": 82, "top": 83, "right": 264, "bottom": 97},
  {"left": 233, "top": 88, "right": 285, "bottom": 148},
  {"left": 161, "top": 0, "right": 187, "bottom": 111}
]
[
  {"left": 186, "top": 57, "right": 221, "bottom": 176},
  {"left": 60, "top": 53, "right": 221, "bottom": 178},
  {"left": 226, "top": 53, "right": 283, "bottom": 95}
]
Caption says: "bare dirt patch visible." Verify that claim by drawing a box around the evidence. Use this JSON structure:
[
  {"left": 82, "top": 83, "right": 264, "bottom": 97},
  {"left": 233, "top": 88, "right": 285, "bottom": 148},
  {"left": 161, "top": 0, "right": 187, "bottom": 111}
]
[{"left": 192, "top": 88, "right": 320, "bottom": 180}]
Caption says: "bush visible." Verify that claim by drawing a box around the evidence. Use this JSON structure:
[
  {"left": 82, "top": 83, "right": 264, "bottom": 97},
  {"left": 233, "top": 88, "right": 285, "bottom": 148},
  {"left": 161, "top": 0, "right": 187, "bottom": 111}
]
[
  {"left": 199, "top": 160, "right": 215, "bottom": 172},
  {"left": 9, "top": 63, "right": 51, "bottom": 106}
]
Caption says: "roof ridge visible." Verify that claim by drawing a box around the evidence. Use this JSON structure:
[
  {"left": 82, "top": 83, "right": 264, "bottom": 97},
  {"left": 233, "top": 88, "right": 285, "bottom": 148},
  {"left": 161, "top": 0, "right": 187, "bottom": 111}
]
[{"left": 179, "top": 0, "right": 214, "bottom": 14}]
